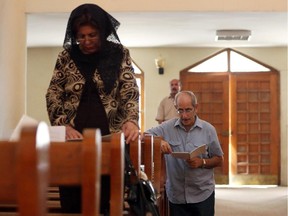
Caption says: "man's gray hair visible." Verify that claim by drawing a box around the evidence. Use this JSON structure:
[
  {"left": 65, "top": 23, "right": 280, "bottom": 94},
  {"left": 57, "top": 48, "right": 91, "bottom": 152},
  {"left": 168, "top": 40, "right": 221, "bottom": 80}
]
[{"left": 174, "top": 91, "right": 198, "bottom": 107}]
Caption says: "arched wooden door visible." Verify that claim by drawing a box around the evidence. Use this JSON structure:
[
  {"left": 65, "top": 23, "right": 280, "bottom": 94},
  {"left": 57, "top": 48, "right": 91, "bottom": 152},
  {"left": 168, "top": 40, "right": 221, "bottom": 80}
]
[{"left": 180, "top": 71, "right": 280, "bottom": 185}]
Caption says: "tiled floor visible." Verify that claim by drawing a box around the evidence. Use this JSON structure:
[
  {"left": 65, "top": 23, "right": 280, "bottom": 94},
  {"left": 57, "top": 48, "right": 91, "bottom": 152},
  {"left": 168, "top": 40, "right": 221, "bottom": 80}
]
[{"left": 215, "top": 186, "right": 287, "bottom": 216}]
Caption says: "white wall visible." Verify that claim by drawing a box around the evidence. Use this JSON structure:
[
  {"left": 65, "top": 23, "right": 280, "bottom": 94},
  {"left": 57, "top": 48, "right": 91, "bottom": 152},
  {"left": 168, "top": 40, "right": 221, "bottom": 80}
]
[{"left": 27, "top": 47, "right": 62, "bottom": 123}]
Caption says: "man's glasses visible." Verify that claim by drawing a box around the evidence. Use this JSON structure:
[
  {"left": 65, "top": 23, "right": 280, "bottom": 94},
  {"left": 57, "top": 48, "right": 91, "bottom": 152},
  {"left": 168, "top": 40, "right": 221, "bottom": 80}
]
[{"left": 177, "top": 108, "right": 194, "bottom": 114}]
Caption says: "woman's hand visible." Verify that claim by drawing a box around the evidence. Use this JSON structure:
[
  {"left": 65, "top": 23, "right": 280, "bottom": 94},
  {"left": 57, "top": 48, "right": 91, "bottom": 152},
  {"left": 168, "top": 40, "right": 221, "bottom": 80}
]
[
  {"left": 122, "top": 121, "right": 139, "bottom": 144},
  {"left": 65, "top": 125, "right": 83, "bottom": 141}
]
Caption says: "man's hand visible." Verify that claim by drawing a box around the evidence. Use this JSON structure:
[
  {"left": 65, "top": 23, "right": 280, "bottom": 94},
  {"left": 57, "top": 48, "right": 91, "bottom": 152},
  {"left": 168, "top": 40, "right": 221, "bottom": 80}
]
[
  {"left": 186, "top": 157, "right": 203, "bottom": 169},
  {"left": 160, "top": 140, "right": 172, "bottom": 154}
]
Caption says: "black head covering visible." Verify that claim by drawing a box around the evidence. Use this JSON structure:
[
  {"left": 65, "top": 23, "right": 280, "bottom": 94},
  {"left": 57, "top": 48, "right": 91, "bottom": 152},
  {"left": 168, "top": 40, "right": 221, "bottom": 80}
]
[
  {"left": 63, "top": 3, "right": 121, "bottom": 50},
  {"left": 63, "top": 4, "right": 124, "bottom": 94}
]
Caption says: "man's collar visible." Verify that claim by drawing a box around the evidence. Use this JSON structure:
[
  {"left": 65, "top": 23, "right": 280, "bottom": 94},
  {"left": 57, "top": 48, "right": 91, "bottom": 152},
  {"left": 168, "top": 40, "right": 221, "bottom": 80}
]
[
  {"left": 169, "top": 93, "right": 177, "bottom": 99},
  {"left": 174, "top": 116, "right": 203, "bottom": 130}
]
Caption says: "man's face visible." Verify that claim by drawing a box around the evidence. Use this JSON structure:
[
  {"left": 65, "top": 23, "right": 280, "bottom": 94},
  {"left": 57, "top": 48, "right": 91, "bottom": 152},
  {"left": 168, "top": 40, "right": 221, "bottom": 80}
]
[
  {"left": 176, "top": 94, "right": 197, "bottom": 128},
  {"left": 170, "top": 80, "right": 180, "bottom": 94}
]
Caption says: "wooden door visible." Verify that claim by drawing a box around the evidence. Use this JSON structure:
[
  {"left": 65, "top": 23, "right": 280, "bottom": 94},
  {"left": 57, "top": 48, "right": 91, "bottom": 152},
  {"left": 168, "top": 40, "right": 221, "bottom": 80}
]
[
  {"left": 180, "top": 72, "right": 229, "bottom": 184},
  {"left": 180, "top": 71, "right": 280, "bottom": 185},
  {"left": 230, "top": 72, "right": 280, "bottom": 185}
]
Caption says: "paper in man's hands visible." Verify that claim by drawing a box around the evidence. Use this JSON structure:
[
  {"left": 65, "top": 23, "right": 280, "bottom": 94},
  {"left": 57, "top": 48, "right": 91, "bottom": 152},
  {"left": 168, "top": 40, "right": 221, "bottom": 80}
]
[{"left": 171, "top": 144, "right": 206, "bottom": 160}]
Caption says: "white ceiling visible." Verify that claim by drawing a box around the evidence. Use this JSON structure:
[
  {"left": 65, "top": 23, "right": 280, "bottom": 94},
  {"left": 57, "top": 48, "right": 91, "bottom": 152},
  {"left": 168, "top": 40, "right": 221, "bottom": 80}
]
[{"left": 27, "top": 12, "right": 288, "bottom": 48}]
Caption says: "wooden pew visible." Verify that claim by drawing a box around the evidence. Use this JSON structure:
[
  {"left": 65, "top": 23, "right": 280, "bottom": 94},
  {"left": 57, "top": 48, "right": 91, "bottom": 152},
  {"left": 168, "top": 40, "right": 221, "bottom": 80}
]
[
  {"left": 142, "top": 135, "right": 169, "bottom": 216},
  {"left": 48, "top": 132, "right": 130, "bottom": 216},
  {"left": 128, "top": 136, "right": 141, "bottom": 179},
  {"left": 10, "top": 127, "right": 105, "bottom": 216},
  {"left": 0, "top": 122, "right": 50, "bottom": 216},
  {"left": 48, "top": 128, "right": 102, "bottom": 216},
  {"left": 0, "top": 126, "right": 139, "bottom": 216},
  {"left": 142, "top": 135, "right": 162, "bottom": 192},
  {"left": 99, "top": 133, "right": 141, "bottom": 216},
  {"left": 101, "top": 133, "right": 125, "bottom": 215}
]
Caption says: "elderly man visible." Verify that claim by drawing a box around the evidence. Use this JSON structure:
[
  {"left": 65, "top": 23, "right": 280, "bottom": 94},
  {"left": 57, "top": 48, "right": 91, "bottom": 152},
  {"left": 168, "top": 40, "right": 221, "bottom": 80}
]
[{"left": 146, "top": 91, "right": 224, "bottom": 216}]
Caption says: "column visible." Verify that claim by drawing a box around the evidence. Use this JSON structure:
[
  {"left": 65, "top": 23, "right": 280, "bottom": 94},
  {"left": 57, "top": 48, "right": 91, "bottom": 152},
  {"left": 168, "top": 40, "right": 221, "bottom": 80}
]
[{"left": 0, "top": 0, "right": 26, "bottom": 139}]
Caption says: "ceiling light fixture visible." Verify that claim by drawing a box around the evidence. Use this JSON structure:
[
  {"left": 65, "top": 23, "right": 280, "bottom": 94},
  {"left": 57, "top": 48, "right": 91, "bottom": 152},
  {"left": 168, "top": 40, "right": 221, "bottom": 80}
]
[{"left": 216, "top": 29, "right": 251, "bottom": 41}]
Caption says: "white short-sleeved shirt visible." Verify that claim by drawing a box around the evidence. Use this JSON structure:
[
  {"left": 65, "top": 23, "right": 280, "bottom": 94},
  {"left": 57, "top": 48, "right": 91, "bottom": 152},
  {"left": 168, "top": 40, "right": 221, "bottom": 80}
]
[{"left": 155, "top": 96, "right": 178, "bottom": 122}]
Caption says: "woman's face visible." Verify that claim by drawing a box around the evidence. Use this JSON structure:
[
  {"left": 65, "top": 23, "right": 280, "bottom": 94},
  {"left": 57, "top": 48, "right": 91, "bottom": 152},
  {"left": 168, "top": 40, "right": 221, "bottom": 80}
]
[{"left": 76, "top": 25, "right": 101, "bottom": 54}]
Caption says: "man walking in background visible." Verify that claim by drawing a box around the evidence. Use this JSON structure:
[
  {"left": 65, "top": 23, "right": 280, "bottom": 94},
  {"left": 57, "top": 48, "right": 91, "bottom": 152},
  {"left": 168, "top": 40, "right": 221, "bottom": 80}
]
[{"left": 155, "top": 79, "right": 181, "bottom": 124}]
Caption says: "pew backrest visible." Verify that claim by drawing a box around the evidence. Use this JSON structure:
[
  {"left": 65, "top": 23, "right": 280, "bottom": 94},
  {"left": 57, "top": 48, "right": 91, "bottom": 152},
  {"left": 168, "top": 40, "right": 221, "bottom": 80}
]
[
  {"left": 49, "top": 128, "right": 101, "bottom": 216},
  {"left": 0, "top": 122, "right": 50, "bottom": 216},
  {"left": 101, "top": 133, "right": 125, "bottom": 215},
  {"left": 142, "top": 135, "right": 163, "bottom": 193}
]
